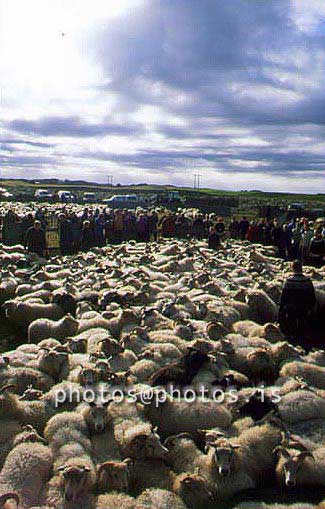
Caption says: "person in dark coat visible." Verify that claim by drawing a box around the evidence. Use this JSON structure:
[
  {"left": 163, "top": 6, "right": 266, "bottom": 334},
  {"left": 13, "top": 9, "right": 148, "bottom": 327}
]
[
  {"left": 25, "top": 220, "right": 47, "bottom": 257},
  {"left": 309, "top": 229, "right": 325, "bottom": 268},
  {"left": 278, "top": 260, "right": 316, "bottom": 350},
  {"left": 271, "top": 220, "right": 286, "bottom": 258},
  {"left": 208, "top": 226, "right": 220, "bottom": 250},
  {"left": 58, "top": 213, "right": 73, "bottom": 255},
  {"left": 239, "top": 216, "right": 250, "bottom": 240},
  {"left": 192, "top": 215, "right": 205, "bottom": 240},
  {"left": 80, "top": 220, "right": 95, "bottom": 251}
]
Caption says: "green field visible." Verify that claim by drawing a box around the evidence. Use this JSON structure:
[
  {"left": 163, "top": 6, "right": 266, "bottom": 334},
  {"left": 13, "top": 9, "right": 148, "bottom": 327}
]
[{"left": 1, "top": 178, "right": 324, "bottom": 206}]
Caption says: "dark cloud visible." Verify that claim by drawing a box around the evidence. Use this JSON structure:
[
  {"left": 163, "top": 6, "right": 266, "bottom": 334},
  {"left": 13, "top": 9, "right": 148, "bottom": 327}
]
[
  {"left": 6, "top": 116, "right": 143, "bottom": 138},
  {"left": 1, "top": 138, "right": 55, "bottom": 148}
]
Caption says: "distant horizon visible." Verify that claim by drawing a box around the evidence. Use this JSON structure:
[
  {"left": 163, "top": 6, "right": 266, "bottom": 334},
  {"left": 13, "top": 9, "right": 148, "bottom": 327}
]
[
  {"left": 1, "top": 177, "right": 325, "bottom": 197},
  {"left": 1, "top": 1, "right": 324, "bottom": 192}
]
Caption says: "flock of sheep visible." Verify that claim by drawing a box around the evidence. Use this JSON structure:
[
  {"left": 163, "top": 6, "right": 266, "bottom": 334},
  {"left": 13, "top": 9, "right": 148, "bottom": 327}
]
[{"left": 0, "top": 236, "right": 325, "bottom": 509}]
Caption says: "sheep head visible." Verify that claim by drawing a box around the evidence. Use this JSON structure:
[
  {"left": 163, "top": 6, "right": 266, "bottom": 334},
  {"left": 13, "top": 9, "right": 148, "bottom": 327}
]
[
  {"left": 85, "top": 399, "right": 114, "bottom": 433},
  {"left": 0, "top": 356, "right": 10, "bottom": 369},
  {"left": 97, "top": 459, "right": 131, "bottom": 492},
  {"left": 208, "top": 438, "right": 241, "bottom": 477},
  {"left": 274, "top": 446, "right": 315, "bottom": 487},
  {"left": 128, "top": 427, "right": 168, "bottom": 460},
  {"left": 57, "top": 464, "right": 93, "bottom": 503},
  {"left": 174, "top": 471, "right": 213, "bottom": 504}
]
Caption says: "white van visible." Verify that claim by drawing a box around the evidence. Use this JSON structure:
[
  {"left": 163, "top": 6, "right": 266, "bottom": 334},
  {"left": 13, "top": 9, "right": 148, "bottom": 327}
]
[
  {"left": 58, "top": 190, "right": 72, "bottom": 202},
  {"left": 83, "top": 192, "right": 96, "bottom": 202},
  {"left": 34, "top": 189, "right": 53, "bottom": 200}
]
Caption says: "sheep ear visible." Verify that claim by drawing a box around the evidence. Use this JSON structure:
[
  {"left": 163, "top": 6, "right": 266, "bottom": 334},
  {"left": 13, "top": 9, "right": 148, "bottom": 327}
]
[
  {"left": 103, "top": 398, "right": 114, "bottom": 407},
  {"left": 123, "top": 458, "right": 134, "bottom": 467},
  {"left": 81, "top": 465, "right": 91, "bottom": 472},
  {"left": 151, "top": 425, "right": 158, "bottom": 433},
  {"left": 231, "top": 444, "right": 241, "bottom": 449},
  {"left": 57, "top": 465, "right": 67, "bottom": 472}
]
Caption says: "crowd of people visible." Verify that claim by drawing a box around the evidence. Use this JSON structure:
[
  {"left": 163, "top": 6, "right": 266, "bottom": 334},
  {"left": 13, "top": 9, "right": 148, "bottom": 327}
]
[
  {"left": 1, "top": 206, "right": 324, "bottom": 266},
  {"left": 229, "top": 216, "right": 325, "bottom": 267}
]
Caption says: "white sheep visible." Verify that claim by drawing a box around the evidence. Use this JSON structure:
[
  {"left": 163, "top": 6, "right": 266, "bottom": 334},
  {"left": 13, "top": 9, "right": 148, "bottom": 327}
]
[
  {"left": 0, "top": 442, "right": 53, "bottom": 508},
  {"left": 28, "top": 314, "right": 79, "bottom": 343}
]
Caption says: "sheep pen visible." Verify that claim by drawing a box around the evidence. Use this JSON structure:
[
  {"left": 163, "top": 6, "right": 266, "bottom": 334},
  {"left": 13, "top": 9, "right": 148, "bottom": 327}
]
[{"left": 0, "top": 236, "right": 324, "bottom": 509}]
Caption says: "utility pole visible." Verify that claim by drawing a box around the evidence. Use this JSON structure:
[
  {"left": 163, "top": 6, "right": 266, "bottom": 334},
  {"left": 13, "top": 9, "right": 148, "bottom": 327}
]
[
  {"left": 193, "top": 173, "right": 202, "bottom": 190},
  {"left": 107, "top": 175, "right": 113, "bottom": 188}
]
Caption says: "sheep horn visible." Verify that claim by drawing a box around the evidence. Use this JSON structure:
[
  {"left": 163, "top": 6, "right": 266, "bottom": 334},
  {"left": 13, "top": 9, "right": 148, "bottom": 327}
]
[
  {"left": 0, "top": 492, "right": 20, "bottom": 506},
  {"left": 0, "top": 384, "right": 17, "bottom": 394},
  {"left": 273, "top": 446, "right": 291, "bottom": 459},
  {"left": 297, "top": 451, "right": 315, "bottom": 461}
]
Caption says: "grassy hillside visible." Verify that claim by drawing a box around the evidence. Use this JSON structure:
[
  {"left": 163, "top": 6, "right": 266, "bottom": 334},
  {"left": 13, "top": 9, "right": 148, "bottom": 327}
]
[{"left": 1, "top": 178, "right": 324, "bottom": 204}]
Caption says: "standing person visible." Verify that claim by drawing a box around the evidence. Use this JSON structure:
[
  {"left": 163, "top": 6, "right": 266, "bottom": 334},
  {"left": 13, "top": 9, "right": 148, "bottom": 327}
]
[
  {"left": 238, "top": 216, "right": 250, "bottom": 240},
  {"left": 136, "top": 213, "right": 149, "bottom": 242},
  {"left": 257, "top": 219, "right": 266, "bottom": 244},
  {"left": 278, "top": 260, "right": 316, "bottom": 350},
  {"left": 2, "top": 209, "right": 18, "bottom": 246},
  {"left": 148, "top": 210, "right": 158, "bottom": 241},
  {"left": 300, "top": 222, "right": 314, "bottom": 265},
  {"left": 215, "top": 217, "right": 226, "bottom": 242},
  {"left": 271, "top": 219, "right": 286, "bottom": 258},
  {"left": 113, "top": 210, "right": 124, "bottom": 243},
  {"left": 58, "top": 213, "right": 72, "bottom": 255},
  {"left": 21, "top": 213, "right": 34, "bottom": 245},
  {"left": 80, "top": 220, "right": 95, "bottom": 251},
  {"left": 160, "top": 212, "right": 176, "bottom": 238},
  {"left": 94, "top": 213, "right": 106, "bottom": 247},
  {"left": 247, "top": 221, "right": 259, "bottom": 243},
  {"left": 25, "top": 220, "right": 47, "bottom": 257},
  {"left": 208, "top": 226, "right": 220, "bottom": 250},
  {"left": 291, "top": 219, "right": 302, "bottom": 260},
  {"left": 309, "top": 228, "right": 325, "bottom": 268},
  {"left": 192, "top": 214, "right": 205, "bottom": 240},
  {"left": 229, "top": 218, "right": 240, "bottom": 239},
  {"left": 70, "top": 212, "right": 82, "bottom": 253}
]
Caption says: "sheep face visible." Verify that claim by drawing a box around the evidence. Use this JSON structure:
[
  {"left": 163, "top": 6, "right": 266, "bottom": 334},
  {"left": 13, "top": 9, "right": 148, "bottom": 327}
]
[
  {"left": 84, "top": 401, "right": 113, "bottom": 433},
  {"left": 95, "top": 360, "right": 112, "bottom": 379},
  {"left": 98, "top": 337, "right": 124, "bottom": 356},
  {"left": 274, "top": 447, "right": 315, "bottom": 487},
  {"left": 129, "top": 428, "right": 168, "bottom": 460},
  {"left": 68, "top": 337, "right": 87, "bottom": 353},
  {"left": 209, "top": 440, "right": 240, "bottom": 477},
  {"left": 2, "top": 300, "right": 17, "bottom": 318},
  {"left": 0, "top": 356, "right": 10, "bottom": 370},
  {"left": 176, "top": 473, "right": 213, "bottom": 505},
  {"left": 38, "top": 348, "right": 68, "bottom": 379},
  {"left": 97, "top": 460, "right": 130, "bottom": 492},
  {"left": 58, "top": 464, "right": 92, "bottom": 503},
  {"left": 79, "top": 367, "right": 99, "bottom": 386},
  {"left": 61, "top": 314, "right": 79, "bottom": 332}
]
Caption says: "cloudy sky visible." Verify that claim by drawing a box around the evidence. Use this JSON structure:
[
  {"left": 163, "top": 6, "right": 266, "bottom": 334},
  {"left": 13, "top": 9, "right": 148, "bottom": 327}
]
[{"left": 1, "top": 0, "right": 324, "bottom": 192}]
